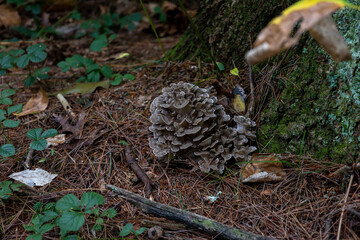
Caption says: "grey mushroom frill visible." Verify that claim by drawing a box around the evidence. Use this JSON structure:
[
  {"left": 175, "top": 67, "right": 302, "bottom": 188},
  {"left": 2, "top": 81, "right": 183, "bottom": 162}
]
[{"left": 149, "top": 82, "right": 256, "bottom": 173}]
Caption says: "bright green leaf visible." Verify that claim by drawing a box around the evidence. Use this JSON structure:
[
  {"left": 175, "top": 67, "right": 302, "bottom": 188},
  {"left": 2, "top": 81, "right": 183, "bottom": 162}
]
[
  {"left": 110, "top": 74, "right": 123, "bottom": 86},
  {"left": 56, "top": 194, "right": 81, "bottom": 211},
  {"left": 216, "top": 62, "right": 225, "bottom": 71},
  {"left": 57, "top": 211, "right": 85, "bottom": 232},
  {"left": 80, "top": 192, "right": 104, "bottom": 210}
]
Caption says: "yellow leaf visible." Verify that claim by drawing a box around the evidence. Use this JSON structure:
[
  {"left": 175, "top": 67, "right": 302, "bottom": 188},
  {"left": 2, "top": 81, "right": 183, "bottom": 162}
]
[
  {"left": 246, "top": 0, "right": 356, "bottom": 64},
  {"left": 232, "top": 94, "right": 246, "bottom": 113},
  {"left": 115, "top": 53, "right": 130, "bottom": 59},
  {"left": 52, "top": 80, "right": 110, "bottom": 96},
  {"left": 230, "top": 68, "right": 239, "bottom": 76}
]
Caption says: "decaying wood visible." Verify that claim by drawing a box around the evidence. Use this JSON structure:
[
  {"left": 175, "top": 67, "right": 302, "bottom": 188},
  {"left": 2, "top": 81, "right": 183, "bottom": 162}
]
[
  {"left": 125, "top": 145, "right": 152, "bottom": 197},
  {"left": 106, "top": 184, "right": 271, "bottom": 240}
]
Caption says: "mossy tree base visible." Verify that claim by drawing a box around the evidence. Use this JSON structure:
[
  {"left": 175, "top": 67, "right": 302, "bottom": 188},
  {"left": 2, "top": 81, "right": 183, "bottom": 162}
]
[{"left": 170, "top": 0, "right": 360, "bottom": 161}]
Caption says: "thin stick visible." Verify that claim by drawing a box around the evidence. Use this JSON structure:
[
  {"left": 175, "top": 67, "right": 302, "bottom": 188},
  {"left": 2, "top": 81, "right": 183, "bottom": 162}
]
[
  {"left": 246, "top": 63, "right": 255, "bottom": 117},
  {"left": 336, "top": 174, "right": 354, "bottom": 240},
  {"left": 125, "top": 145, "right": 152, "bottom": 197}
]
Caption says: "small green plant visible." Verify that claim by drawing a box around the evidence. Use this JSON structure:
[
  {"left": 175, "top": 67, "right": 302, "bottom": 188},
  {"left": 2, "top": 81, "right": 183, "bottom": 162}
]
[
  {"left": 89, "top": 33, "right": 117, "bottom": 52},
  {"left": 23, "top": 192, "right": 117, "bottom": 239},
  {"left": 0, "top": 89, "right": 22, "bottom": 157},
  {"left": 57, "top": 54, "right": 113, "bottom": 82},
  {"left": 154, "top": 5, "right": 166, "bottom": 23},
  {"left": 119, "top": 223, "right": 147, "bottom": 238},
  {"left": 110, "top": 73, "right": 135, "bottom": 86},
  {"left": 0, "top": 44, "right": 49, "bottom": 86},
  {"left": 26, "top": 128, "right": 58, "bottom": 151},
  {"left": 0, "top": 181, "right": 23, "bottom": 204}
]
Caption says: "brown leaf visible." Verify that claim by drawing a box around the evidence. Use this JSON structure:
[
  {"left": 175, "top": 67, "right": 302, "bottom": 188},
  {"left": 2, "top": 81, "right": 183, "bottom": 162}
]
[
  {"left": 17, "top": 88, "right": 49, "bottom": 117},
  {"left": 0, "top": 4, "right": 20, "bottom": 27},
  {"left": 246, "top": 1, "right": 351, "bottom": 64},
  {"left": 241, "top": 155, "right": 286, "bottom": 183}
]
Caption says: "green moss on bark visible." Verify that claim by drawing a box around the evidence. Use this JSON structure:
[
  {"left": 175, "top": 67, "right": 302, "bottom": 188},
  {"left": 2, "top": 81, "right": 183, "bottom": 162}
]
[{"left": 259, "top": 2, "right": 360, "bottom": 161}]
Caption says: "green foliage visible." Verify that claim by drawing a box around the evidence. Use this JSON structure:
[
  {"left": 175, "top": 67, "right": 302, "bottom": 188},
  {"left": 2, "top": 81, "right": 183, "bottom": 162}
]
[
  {"left": 0, "top": 181, "right": 23, "bottom": 204},
  {"left": 26, "top": 128, "right": 58, "bottom": 151},
  {"left": 119, "top": 223, "right": 147, "bottom": 238},
  {"left": 24, "top": 192, "right": 116, "bottom": 239},
  {"left": 58, "top": 55, "right": 113, "bottom": 82},
  {"left": 110, "top": 73, "right": 135, "bottom": 86},
  {"left": 89, "top": 34, "right": 116, "bottom": 52},
  {"left": 0, "top": 44, "right": 49, "bottom": 86},
  {"left": 154, "top": 5, "right": 166, "bottom": 22}
]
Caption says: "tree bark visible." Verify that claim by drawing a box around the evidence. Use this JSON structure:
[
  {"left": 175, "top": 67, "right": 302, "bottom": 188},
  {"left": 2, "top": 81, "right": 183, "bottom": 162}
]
[{"left": 170, "top": 0, "right": 360, "bottom": 160}]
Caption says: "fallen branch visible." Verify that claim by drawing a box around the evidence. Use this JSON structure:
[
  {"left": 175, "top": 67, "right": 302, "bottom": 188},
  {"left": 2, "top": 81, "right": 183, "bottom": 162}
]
[
  {"left": 125, "top": 145, "right": 152, "bottom": 197},
  {"left": 106, "top": 185, "right": 271, "bottom": 240}
]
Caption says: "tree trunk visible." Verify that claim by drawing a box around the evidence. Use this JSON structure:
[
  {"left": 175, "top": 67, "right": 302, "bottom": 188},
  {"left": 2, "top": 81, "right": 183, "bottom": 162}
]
[{"left": 170, "top": 0, "right": 360, "bottom": 160}]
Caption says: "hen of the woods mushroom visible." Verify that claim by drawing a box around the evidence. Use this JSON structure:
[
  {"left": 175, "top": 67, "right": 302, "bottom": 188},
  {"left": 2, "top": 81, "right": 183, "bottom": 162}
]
[{"left": 149, "top": 82, "right": 257, "bottom": 173}]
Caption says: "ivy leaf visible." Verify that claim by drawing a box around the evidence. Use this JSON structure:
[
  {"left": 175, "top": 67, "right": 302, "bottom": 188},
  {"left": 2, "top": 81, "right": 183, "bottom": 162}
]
[
  {"left": 26, "top": 44, "right": 46, "bottom": 54},
  {"left": 24, "top": 76, "right": 37, "bottom": 87},
  {"left": 56, "top": 194, "right": 81, "bottom": 211},
  {"left": 80, "top": 192, "right": 104, "bottom": 211},
  {"left": 26, "top": 128, "right": 42, "bottom": 140},
  {"left": 57, "top": 211, "right": 85, "bottom": 232},
  {"left": 42, "top": 210, "right": 59, "bottom": 222},
  {"left": 58, "top": 61, "right": 71, "bottom": 72},
  {"left": 8, "top": 49, "right": 24, "bottom": 56},
  {"left": 110, "top": 74, "right": 123, "bottom": 86},
  {"left": 87, "top": 70, "right": 100, "bottom": 82},
  {"left": 0, "top": 144, "right": 15, "bottom": 157}
]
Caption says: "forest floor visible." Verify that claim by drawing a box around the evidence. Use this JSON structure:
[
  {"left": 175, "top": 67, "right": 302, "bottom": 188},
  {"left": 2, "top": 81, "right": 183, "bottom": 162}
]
[{"left": 0, "top": 2, "right": 359, "bottom": 240}]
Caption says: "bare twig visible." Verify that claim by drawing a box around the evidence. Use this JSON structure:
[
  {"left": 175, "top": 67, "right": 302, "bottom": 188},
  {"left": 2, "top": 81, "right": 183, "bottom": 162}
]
[
  {"left": 23, "top": 148, "right": 34, "bottom": 169},
  {"left": 125, "top": 145, "right": 152, "bottom": 197},
  {"left": 336, "top": 174, "right": 354, "bottom": 240}
]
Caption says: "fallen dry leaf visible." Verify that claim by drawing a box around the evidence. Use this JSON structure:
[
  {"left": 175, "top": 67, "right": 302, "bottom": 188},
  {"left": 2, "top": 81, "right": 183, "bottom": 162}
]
[
  {"left": 246, "top": 0, "right": 354, "bottom": 64},
  {"left": 17, "top": 88, "right": 49, "bottom": 117},
  {"left": 9, "top": 168, "right": 57, "bottom": 187},
  {"left": 52, "top": 80, "right": 110, "bottom": 96},
  {"left": 241, "top": 155, "right": 286, "bottom": 183},
  {"left": 0, "top": 4, "right": 20, "bottom": 27},
  {"left": 47, "top": 134, "right": 66, "bottom": 146}
]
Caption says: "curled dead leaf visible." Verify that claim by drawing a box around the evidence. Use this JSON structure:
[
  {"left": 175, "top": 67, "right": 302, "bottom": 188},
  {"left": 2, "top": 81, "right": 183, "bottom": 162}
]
[
  {"left": 17, "top": 88, "right": 49, "bottom": 117},
  {"left": 246, "top": 0, "right": 353, "bottom": 64},
  {"left": 241, "top": 155, "right": 286, "bottom": 183}
]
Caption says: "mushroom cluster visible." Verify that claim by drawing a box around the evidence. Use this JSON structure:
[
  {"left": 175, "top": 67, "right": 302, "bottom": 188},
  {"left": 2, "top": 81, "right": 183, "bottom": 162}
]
[{"left": 149, "top": 82, "right": 256, "bottom": 173}]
